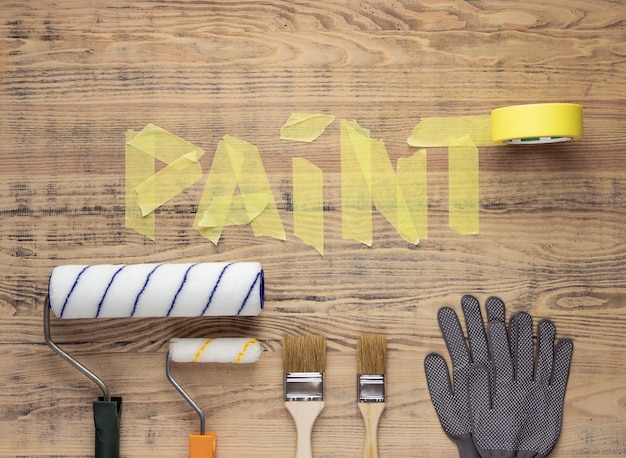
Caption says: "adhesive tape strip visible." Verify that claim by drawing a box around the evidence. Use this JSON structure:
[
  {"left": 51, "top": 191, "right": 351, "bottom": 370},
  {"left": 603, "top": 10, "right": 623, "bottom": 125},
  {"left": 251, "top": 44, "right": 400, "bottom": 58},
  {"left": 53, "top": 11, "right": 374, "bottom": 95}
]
[{"left": 491, "top": 103, "right": 583, "bottom": 144}]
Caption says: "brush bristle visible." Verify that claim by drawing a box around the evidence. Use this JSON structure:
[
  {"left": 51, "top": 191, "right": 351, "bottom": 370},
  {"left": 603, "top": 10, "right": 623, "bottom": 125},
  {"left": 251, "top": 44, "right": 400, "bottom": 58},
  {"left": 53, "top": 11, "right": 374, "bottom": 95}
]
[
  {"left": 282, "top": 335, "right": 326, "bottom": 373},
  {"left": 357, "top": 335, "right": 387, "bottom": 375}
]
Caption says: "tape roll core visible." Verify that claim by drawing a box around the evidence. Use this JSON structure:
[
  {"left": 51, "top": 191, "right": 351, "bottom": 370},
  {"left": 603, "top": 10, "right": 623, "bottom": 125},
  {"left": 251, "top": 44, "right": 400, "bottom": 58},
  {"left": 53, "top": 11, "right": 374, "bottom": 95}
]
[{"left": 491, "top": 103, "right": 583, "bottom": 144}]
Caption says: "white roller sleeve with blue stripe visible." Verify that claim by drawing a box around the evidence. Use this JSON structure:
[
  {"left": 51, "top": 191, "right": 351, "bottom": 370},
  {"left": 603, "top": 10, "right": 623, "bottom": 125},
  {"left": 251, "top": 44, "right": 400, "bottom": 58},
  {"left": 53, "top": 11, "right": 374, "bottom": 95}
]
[{"left": 48, "top": 262, "right": 264, "bottom": 318}]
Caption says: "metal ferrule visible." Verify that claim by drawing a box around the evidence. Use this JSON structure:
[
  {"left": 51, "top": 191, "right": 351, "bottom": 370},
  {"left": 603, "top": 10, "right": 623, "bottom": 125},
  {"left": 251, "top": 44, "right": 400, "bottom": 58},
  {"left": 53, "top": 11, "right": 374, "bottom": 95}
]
[
  {"left": 358, "top": 374, "right": 385, "bottom": 403},
  {"left": 284, "top": 372, "right": 324, "bottom": 401}
]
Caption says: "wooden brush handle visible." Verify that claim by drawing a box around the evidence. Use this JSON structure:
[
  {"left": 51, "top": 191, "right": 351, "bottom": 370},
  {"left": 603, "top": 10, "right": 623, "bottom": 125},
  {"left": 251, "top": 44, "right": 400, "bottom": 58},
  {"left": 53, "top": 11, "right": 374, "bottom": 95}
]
[
  {"left": 358, "top": 402, "right": 385, "bottom": 458},
  {"left": 285, "top": 401, "right": 325, "bottom": 458}
]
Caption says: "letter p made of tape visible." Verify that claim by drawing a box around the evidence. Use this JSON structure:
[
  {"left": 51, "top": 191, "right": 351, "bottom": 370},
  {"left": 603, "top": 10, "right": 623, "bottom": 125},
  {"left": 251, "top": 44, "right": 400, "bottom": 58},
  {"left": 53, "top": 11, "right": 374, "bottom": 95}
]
[{"left": 125, "top": 124, "right": 205, "bottom": 240}]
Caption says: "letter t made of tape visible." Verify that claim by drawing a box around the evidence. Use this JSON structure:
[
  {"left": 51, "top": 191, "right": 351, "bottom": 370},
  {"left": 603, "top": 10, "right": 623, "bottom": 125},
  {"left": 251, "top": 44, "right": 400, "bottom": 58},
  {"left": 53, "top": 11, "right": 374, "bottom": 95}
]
[{"left": 125, "top": 124, "right": 205, "bottom": 240}]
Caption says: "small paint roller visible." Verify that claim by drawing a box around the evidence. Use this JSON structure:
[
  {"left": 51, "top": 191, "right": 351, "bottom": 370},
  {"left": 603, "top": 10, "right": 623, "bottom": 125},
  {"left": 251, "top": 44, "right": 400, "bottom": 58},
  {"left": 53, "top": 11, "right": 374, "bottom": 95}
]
[
  {"left": 44, "top": 262, "right": 264, "bottom": 458},
  {"left": 166, "top": 338, "right": 262, "bottom": 458}
]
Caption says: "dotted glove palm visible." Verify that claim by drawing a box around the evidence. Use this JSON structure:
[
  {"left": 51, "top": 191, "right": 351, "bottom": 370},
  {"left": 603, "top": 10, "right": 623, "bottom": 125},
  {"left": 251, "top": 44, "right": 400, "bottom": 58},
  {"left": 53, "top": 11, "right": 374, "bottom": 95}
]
[
  {"left": 424, "top": 295, "right": 506, "bottom": 458},
  {"left": 468, "top": 312, "right": 573, "bottom": 458}
]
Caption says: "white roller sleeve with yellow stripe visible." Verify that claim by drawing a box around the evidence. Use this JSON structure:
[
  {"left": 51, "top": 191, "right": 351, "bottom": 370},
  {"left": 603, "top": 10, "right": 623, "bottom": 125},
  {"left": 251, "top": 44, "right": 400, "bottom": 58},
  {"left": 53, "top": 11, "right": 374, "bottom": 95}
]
[{"left": 169, "top": 338, "right": 262, "bottom": 364}]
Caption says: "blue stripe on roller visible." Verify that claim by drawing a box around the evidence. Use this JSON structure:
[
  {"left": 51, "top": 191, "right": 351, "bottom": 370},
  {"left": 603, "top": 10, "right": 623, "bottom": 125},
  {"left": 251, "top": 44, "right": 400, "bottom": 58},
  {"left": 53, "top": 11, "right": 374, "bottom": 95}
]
[
  {"left": 167, "top": 263, "right": 198, "bottom": 316},
  {"left": 131, "top": 264, "right": 162, "bottom": 316},
  {"left": 259, "top": 269, "right": 264, "bottom": 309},
  {"left": 201, "top": 263, "right": 233, "bottom": 315},
  {"left": 237, "top": 270, "right": 263, "bottom": 315},
  {"left": 59, "top": 265, "right": 90, "bottom": 318},
  {"left": 95, "top": 265, "right": 126, "bottom": 317}
]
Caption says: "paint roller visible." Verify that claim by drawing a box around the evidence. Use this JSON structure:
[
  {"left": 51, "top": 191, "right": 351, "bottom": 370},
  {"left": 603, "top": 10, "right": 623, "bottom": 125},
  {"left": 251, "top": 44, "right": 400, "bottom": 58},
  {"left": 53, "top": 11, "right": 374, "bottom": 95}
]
[
  {"left": 43, "top": 262, "right": 264, "bottom": 458},
  {"left": 166, "top": 337, "right": 262, "bottom": 458}
]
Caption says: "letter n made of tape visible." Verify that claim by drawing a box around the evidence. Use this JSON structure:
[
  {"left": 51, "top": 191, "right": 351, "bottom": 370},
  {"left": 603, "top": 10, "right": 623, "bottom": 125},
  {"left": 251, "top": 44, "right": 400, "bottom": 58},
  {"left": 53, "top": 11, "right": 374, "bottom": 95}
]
[{"left": 341, "top": 120, "right": 427, "bottom": 246}]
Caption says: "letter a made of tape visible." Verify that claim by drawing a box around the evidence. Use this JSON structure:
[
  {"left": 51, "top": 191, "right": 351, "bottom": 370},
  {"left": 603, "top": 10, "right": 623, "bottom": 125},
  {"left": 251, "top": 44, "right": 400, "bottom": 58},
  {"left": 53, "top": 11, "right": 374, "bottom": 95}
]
[{"left": 193, "top": 135, "right": 286, "bottom": 244}]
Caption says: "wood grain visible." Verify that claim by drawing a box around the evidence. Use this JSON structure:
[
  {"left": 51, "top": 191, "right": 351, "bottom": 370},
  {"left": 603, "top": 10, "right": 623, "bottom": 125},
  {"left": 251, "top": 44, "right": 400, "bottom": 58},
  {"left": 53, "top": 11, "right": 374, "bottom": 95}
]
[{"left": 2, "top": 1, "right": 626, "bottom": 456}]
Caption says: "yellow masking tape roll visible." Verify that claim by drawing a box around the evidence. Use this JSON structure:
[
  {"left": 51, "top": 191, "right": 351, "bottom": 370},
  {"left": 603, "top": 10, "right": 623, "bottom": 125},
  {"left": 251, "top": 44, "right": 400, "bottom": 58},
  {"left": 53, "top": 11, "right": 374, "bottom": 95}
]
[{"left": 491, "top": 103, "right": 583, "bottom": 144}]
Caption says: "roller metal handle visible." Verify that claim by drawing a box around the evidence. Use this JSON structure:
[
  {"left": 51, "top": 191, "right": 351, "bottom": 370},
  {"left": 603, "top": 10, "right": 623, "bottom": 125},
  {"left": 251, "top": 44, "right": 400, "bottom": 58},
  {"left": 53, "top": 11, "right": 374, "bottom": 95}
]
[
  {"left": 94, "top": 397, "right": 122, "bottom": 458},
  {"left": 43, "top": 296, "right": 111, "bottom": 401}
]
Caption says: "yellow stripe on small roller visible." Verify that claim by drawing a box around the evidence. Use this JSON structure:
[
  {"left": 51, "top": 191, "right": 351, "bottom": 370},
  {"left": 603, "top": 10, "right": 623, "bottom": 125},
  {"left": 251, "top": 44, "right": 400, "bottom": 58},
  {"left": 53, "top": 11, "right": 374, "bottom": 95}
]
[
  {"left": 491, "top": 103, "right": 583, "bottom": 144},
  {"left": 193, "top": 338, "right": 214, "bottom": 362},
  {"left": 236, "top": 339, "right": 258, "bottom": 363}
]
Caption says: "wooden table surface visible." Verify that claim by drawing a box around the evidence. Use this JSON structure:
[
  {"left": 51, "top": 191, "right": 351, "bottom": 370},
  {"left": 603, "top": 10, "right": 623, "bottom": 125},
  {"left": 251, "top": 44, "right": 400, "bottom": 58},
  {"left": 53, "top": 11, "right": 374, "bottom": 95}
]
[{"left": 2, "top": 1, "right": 625, "bottom": 457}]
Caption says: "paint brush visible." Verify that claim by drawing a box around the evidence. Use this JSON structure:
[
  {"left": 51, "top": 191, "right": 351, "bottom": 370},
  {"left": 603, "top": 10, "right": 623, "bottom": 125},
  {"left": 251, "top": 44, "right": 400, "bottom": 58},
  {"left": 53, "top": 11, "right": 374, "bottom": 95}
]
[
  {"left": 357, "top": 335, "right": 387, "bottom": 458},
  {"left": 282, "top": 335, "right": 326, "bottom": 458}
]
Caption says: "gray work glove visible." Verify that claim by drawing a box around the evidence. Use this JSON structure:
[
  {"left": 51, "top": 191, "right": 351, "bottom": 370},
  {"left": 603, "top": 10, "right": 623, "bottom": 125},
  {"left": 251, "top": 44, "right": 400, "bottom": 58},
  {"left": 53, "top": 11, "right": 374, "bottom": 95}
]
[
  {"left": 468, "top": 312, "right": 574, "bottom": 457},
  {"left": 424, "top": 295, "right": 506, "bottom": 458}
]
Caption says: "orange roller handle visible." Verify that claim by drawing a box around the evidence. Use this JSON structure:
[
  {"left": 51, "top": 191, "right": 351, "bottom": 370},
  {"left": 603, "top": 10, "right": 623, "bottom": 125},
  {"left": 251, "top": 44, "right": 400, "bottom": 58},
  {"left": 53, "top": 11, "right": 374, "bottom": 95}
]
[{"left": 189, "top": 432, "right": 216, "bottom": 458}]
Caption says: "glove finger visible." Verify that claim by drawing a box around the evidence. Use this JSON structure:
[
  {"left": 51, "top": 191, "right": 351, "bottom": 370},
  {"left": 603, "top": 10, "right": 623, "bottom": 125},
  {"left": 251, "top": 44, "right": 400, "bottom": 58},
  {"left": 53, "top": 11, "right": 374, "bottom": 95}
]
[
  {"left": 487, "top": 320, "right": 514, "bottom": 384},
  {"left": 424, "top": 352, "right": 463, "bottom": 435},
  {"left": 551, "top": 338, "right": 574, "bottom": 394},
  {"left": 485, "top": 296, "right": 505, "bottom": 323},
  {"left": 536, "top": 319, "right": 556, "bottom": 384},
  {"left": 468, "top": 364, "right": 491, "bottom": 417},
  {"left": 425, "top": 353, "right": 473, "bottom": 438},
  {"left": 511, "top": 312, "right": 534, "bottom": 382},
  {"left": 461, "top": 295, "right": 489, "bottom": 366},
  {"left": 438, "top": 307, "right": 471, "bottom": 371},
  {"left": 508, "top": 313, "right": 516, "bottom": 354},
  {"left": 424, "top": 353, "right": 453, "bottom": 400}
]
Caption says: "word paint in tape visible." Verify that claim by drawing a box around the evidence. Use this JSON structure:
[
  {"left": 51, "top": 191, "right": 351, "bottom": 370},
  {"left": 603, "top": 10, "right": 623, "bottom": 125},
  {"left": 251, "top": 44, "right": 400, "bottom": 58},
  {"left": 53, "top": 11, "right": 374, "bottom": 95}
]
[
  {"left": 127, "top": 105, "right": 579, "bottom": 251},
  {"left": 124, "top": 121, "right": 447, "bottom": 251}
]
